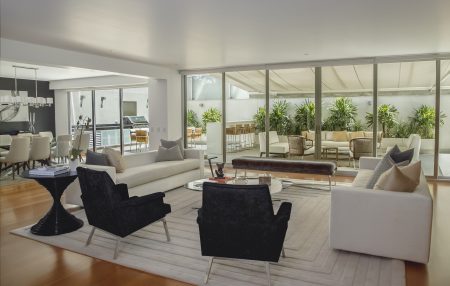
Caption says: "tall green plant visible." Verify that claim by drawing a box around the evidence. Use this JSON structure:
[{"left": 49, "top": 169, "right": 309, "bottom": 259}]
[
  {"left": 323, "top": 97, "right": 357, "bottom": 131},
  {"left": 201, "top": 107, "right": 222, "bottom": 129},
  {"left": 269, "top": 100, "right": 293, "bottom": 135},
  {"left": 409, "top": 105, "right": 446, "bottom": 139},
  {"left": 253, "top": 107, "right": 266, "bottom": 132},
  {"left": 187, "top": 109, "right": 201, "bottom": 127},
  {"left": 294, "top": 99, "right": 315, "bottom": 133},
  {"left": 366, "top": 104, "right": 398, "bottom": 137}
]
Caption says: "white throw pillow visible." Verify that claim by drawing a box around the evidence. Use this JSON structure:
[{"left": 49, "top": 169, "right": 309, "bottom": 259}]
[{"left": 102, "top": 147, "right": 126, "bottom": 173}]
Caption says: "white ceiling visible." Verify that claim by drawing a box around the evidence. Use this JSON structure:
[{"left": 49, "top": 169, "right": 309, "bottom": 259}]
[
  {"left": 0, "top": 60, "right": 120, "bottom": 81},
  {"left": 1, "top": 0, "right": 449, "bottom": 70}
]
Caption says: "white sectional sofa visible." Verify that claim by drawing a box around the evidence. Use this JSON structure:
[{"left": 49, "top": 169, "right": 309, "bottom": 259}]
[
  {"left": 258, "top": 131, "right": 289, "bottom": 157},
  {"left": 65, "top": 149, "right": 204, "bottom": 206},
  {"left": 330, "top": 157, "right": 433, "bottom": 263}
]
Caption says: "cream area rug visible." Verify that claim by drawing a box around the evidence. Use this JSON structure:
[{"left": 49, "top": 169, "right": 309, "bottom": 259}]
[{"left": 11, "top": 184, "right": 405, "bottom": 286}]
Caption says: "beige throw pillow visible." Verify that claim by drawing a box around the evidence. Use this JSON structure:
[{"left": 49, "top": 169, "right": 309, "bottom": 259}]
[
  {"left": 374, "top": 161, "right": 421, "bottom": 192},
  {"left": 332, "top": 131, "right": 349, "bottom": 142},
  {"left": 102, "top": 147, "right": 126, "bottom": 173}
]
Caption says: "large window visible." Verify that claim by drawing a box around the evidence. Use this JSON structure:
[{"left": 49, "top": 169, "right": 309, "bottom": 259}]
[
  {"left": 186, "top": 73, "right": 223, "bottom": 162},
  {"left": 225, "top": 70, "right": 265, "bottom": 162},
  {"left": 122, "top": 87, "right": 149, "bottom": 153},
  {"left": 269, "top": 68, "right": 315, "bottom": 160},
  {"left": 378, "top": 61, "right": 436, "bottom": 176},
  {"left": 439, "top": 60, "right": 450, "bottom": 179},
  {"left": 69, "top": 90, "right": 93, "bottom": 149},
  {"left": 68, "top": 86, "right": 149, "bottom": 155},
  {"left": 321, "top": 64, "right": 373, "bottom": 169}
]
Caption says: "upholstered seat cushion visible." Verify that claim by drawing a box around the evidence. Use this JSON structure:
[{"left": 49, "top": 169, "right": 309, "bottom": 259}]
[
  {"left": 322, "top": 141, "right": 349, "bottom": 148},
  {"left": 117, "top": 158, "right": 200, "bottom": 188},
  {"left": 268, "top": 142, "right": 289, "bottom": 154}
]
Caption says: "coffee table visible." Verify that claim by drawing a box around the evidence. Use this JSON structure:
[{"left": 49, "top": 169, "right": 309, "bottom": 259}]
[{"left": 185, "top": 177, "right": 284, "bottom": 194}]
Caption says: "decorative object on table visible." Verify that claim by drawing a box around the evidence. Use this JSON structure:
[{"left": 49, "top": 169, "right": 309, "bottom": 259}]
[
  {"left": 21, "top": 170, "right": 83, "bottom": 235},
  {"left": 197, "top": 182, "right": 292, "bottom": 285},
  {"left": 259, "top": 174, "right": 272, "bottom": 186},
  {"left": 76, "top": 167, "right": 172, "bottom": 259},
  {"left": 70, "top": 115, "right": 91, "bottom": 169},
  {"left": 29, "top": 165, "right": 70, "bottom": 176},
  {"left": 214, "top": 162, "right": 224, "bottom": 178},
  {"left": 234, "top": 176, "right": 248, "bottom": 185}
]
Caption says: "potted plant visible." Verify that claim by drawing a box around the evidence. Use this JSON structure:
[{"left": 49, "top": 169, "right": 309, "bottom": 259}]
[
  {"left": 253, "top": 107, "right": 266, "bottom": 133},
  {"left": 365, "top": 104, "right": 398, "bottom": 137},
  {"left": 409, "top": 105, "right": 446, "bottom": 153},
  {"left": 323, "top": 97, "right": 357, "bottom": 131},
  {"left": 269, "top": 100, "right": 293, "bottom": 138},
  {"left": 187, "top": 109, "right": 201, "bottom": 128},
  {"left": 201, "top": 107, "right": 222, "bottom": 134},
  {"left": 294, "top": 99, "right": 315, "bottom": 133},
  {"left": 70, "top": 115, "right": 91, "bottom": 171}
]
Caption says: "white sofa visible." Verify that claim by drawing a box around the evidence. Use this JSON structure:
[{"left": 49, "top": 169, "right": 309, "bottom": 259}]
[
  {"left": 65, "top": 149, "right": 204, "bottom": 206},
  {"left": 330, "top": 157, "right": 433, "bottom": 263},
  {"left": 258, "top": 131, "right": 289, "bottom": 157}
]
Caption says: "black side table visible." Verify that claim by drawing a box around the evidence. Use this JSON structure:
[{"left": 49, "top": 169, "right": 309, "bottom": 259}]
[{"left": 21, "top": 170, "right": 83, "bottom": 236}]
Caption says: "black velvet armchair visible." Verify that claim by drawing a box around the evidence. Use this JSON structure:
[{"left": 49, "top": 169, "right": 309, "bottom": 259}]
[
  {"left": 76, "top": 167, "right": 171, "bottom": 259},
  {"left": 197, "top": 182, "right": 292, "bottom": 285}
]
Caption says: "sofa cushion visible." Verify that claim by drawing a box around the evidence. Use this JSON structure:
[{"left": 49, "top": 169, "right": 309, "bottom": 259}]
[
  {"left": 155, "top": 145, "right": 184, "bottom": 162},
  {"left": 269, "top": 142, "right": 289, "bottom": 154},
  {"left": 349, "top": 131, "right": 365, "bottom": 139},
  {"left": 352, "top": 169, "right": 374, "bottom": 187},
  {"left": 325, "top": 131, "right": 334, "bottom": 141},
  {"left": 322, "top": 141, "right": 349, "bottom": 148},
  {"left": 102, "top": 147, "right": 126, "bottom": 173},
  {"left": 332, "top": 131, "right": 349, "bottom": 142},
  {"left": 374, "top": 161, "right": 421, "bottom": 192},
  {"left": 390, "top": 148, "right": 414, "bottom": 164},
  {"left": 117, "top": 158, "right": 200, "bottom": 188},
  {"left": 161, "top": 137, "right": 184, "bottom": 156},
  {"left": 86, "top": 150, "right": 110, "bottom": 166},
  {"left": 366, "top": 146, "right": 406, "bottom": 189}
]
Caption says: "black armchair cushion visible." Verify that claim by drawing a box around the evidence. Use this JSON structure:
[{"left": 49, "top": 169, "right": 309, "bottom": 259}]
[
  {"left": 77, "top": 167, "right": 171, "bottom": 238},
  {"left": 197, "top": 182, "right": 292, "bottom": 262}
]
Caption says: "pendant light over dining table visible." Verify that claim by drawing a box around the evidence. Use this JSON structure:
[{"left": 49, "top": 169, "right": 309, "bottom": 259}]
[{"left": 0, "top": 65, "right": 53, "bottom": 107}]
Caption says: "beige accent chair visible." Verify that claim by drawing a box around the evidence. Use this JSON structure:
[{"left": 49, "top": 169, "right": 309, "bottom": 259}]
[
  {"left": 52, "top": 135, "right": 72, "bottom": 163},
  {"left": 259, "top": 131, "right": 289, "bottom": 157},
  {"left": 29, "top": 136, "right": 51, "bottom": 168},
  {"left": 0, "top": 135, "right": 12, "bottom": 156},
  {"left": 38, "top": 131, "right": 54, "bottom": 142},
  {"left": 287, "top": 135, "right": 314, "bottom": 159},
  {"left": 0, "top": 137, "right": 31, "bottom": 179},
  {"left": 72, "top": 133, "right": 90, "bottom": 160},
  {"left": 349, "top": 138, "right": 373, "bottom": 168}
]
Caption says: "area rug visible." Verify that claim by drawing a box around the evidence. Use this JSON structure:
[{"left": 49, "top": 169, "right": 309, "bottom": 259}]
[{"left": 11, "top": 184, "right": 405, "bottom": 286}]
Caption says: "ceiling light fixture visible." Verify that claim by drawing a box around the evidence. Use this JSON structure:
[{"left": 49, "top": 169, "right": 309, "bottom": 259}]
[{"left": 0, "top": 65, "right": 53, "bottom": 108}]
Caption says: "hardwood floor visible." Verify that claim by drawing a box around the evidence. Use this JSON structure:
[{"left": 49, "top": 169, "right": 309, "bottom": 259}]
[{"left": 1, "top": 175, "right": 449, "bottom": 286}]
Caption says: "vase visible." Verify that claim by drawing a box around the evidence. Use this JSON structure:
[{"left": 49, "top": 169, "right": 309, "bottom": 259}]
[{"left": 69, "top": 159, "right": 79, "bottom": 172}]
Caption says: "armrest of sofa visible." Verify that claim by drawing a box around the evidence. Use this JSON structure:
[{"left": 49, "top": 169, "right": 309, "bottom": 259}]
[
  {"left": 330, "top": 186, "right": 432, "bottom": 263},
  {"left": 359, "top": 157, "right": 381, "bottom": 170}
]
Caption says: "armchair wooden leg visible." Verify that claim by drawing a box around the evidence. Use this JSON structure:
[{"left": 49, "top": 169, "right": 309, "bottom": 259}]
[
  {"left": 162, "top": 218, "right": 171, "bottom": 242},
  {"left": 113, "top": 237, "right": 121, "bottom": 259},
  {"left": 86, "top": 227, "right": 96, "bottom": 246},
  {"left": 204, "top": 257, "right": 214, "bottom": 284},
  {"left": 265, "top": 262, "right": 272, "bottom": 286}
]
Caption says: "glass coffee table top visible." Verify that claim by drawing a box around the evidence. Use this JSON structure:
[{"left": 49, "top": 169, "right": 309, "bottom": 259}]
[{"left": 185, "top": 177, "right": 286, "bottom": 194}]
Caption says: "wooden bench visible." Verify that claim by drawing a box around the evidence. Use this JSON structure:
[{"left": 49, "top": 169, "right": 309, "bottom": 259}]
[{"left": 231, "top": 157, "right": 337, "bottom": 190}]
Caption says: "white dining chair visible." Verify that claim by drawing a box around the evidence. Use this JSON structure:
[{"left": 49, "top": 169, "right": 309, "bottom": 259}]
[
  {"left": 29, "top": 136, "right": 51, "bottom": 168},
  {"left": 0, "top": 137, "right": 31, "bottom": 179},
  {"left": 0, "top": 134, "right": 12, "bottom": 156},
  {"left": 39, "top": 131, "right": 54, "bottom": 142},
  {"left": 52, "top": 135, "right": 72, "bottom": 163}
]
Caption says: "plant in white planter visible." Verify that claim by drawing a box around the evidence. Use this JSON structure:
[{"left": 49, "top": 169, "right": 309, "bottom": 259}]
[{"left": 70, "top": 115, "right": 91, "bottom": 171}]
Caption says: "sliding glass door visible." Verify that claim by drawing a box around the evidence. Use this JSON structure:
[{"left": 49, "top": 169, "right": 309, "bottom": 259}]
[{"left": 439, "top": 60, "right": 450, "bottom": 179}]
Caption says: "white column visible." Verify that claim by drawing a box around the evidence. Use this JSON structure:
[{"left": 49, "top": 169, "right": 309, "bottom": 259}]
[
  {"left": 148, "top": 79, "right": 168, "bottom": 150},
  {"left": 54, "top": 90, "right": 69, "bottom": 136}
]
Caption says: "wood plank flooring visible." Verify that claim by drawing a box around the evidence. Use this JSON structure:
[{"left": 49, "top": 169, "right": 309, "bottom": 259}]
[{"left": 1, "top": 174, "right": 449, "bottom": 286}]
